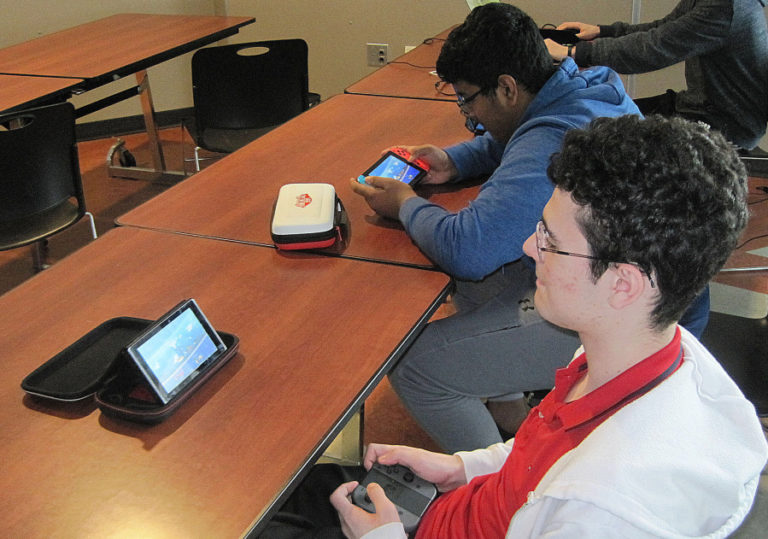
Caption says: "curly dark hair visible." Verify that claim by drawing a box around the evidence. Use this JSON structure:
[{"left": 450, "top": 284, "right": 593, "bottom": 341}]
[
  {"left": 436, "top": 3, "right": 556, "bottom": 96},
  {"left": 548, "top": 115, "right": 748, "bottom": 330}
]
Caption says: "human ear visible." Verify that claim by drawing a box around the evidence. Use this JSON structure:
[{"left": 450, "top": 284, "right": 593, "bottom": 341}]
[
  {"left": 496, "top": 74, "right": 518, "bottom": 103},
  {"left": 607, "top": 263, "right": 647, "bottom": 310}
]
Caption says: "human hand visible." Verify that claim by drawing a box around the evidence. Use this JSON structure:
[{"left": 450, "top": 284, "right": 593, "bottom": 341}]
[
  {"left": 364, "top": 443, "right": 467, "bottom": 493},
  {"left": 397, "top": 145, "right": 458, "bottom": 185},
  {"left": 330, "top": 480, "right": 402, "bottom": 539},
  {"left": 349, "top": 176, "right": 417, "bottom": 220},
  {"left": 545, "top": 39, "right": 570, "bottom": 62},
  {"left": 556, "top": 22, "right": 600, "bottom": 40}
]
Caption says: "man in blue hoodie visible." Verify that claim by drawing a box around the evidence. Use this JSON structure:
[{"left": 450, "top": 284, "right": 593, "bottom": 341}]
[{"left": 351, "top": 3, "right": 703, "bottom": 453}]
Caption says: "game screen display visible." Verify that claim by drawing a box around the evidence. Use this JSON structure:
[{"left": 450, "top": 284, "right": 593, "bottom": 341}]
[
  {"left": 127, "top": 300, "right": 226, "bottom": 403},
  {"left": 358, "top": 152, "right": 426, "bottom": 185}
]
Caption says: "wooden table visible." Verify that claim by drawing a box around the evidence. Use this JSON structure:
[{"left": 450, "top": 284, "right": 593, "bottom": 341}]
[
  {"left": 117, "top": 93, "right": 479, "bottom": 268},
  {"left": 0, "top": 74, "right": 83, "bottom": 113},
  {"left": 345, "top": 27, "right": 455, "bottom": 101},
  {"left": 0, "top": 13, "right": 254, "bottom": 181},
  {"left": 0, "top": 13, "right": 253, "bottom": 83},
  {"left": 0, "top": 227, "right": 449, "bottom": 537}
]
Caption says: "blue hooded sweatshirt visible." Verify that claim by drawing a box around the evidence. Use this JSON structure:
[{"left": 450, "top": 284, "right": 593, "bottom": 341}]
[{"left": 398, "top": 58, "right": 639, "bottom": 281}]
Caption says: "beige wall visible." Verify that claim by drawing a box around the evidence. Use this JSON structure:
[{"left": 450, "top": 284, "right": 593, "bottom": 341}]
[
  {"left": 2, "top": 0, "right": 765, "bottom": 147},
  {"left": 225, "top": 1, "right": 635, "bottom": 103}
]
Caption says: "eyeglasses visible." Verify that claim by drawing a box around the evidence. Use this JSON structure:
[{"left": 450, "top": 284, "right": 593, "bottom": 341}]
[
  {"left": 433, "top": 81, "right": 483, "bottom": 111},
  {"left": 456, "top": 88, "right": 484, "bottom": 111},
  {"left": 535, "top": 221, "right": 600, "bottom": 262},
  {"left": 534, "top": 221, "right": 655, "bottom": 288}
]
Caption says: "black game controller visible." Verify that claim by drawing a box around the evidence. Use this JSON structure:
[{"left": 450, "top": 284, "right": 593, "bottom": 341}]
[
  {"left": 351, "top": 463, "right": 438, "bottom": 533},
  {"left": 540, "top": 27, "right": 580, "bottom": 45}
]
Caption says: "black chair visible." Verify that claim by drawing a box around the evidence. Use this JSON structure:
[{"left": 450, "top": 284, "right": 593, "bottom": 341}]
[
  {"left": 700, "top": 311, "right": 768, "bottom": 417},
  {"left": 189, "top": 39, "right": 319, "bottom": 171},
  {"left": 0, "top": 102, "right": 97, "bottom": 272}
]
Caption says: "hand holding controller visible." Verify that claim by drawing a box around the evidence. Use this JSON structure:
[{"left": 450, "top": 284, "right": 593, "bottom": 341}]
[
  {"left": 390, "top": 147, "right": 431, "bottom": 173},
  {"left": 351, "top": 463, "right": 438, "bottom": 533}
]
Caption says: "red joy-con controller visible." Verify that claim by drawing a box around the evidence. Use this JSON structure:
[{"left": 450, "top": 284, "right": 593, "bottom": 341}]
[{"left": 391, "top": 147, "right": 431, "bottom": 172}]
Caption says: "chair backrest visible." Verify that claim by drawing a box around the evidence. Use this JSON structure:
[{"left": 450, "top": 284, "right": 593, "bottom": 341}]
[
  {"left": 0, "top": 102, "right": 84, "bottom": 223},
  {"left": 192, "top": 39, "right": 309, "bottom": 132}
]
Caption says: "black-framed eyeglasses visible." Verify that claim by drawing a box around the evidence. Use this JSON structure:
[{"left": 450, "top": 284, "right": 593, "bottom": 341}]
[
  {"left": 535, "top": 221, "right": 655, "bottom": 288},
  {"left": 433, "top": 81, "right": 484, "bottom": 111},
  {"left": 455, "top": 88, "right": 484, "bottom": 111}
]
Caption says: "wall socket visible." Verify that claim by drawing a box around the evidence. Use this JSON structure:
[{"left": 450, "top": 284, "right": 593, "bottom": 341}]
[{"left": 366, "top": 43, "right": 389, "bottom": 66}]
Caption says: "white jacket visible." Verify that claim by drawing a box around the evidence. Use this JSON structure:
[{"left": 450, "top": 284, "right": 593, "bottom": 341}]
[{"left": 366, "top": 328, "right": 768, "bottom": 538}]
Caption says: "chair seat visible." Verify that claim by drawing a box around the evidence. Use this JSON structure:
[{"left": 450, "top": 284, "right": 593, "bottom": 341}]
[
  {"left": 198, "top": 125, "right": 279, "bottom": 154},
  {"left": 0, "top": 200, "right": 81, "bottom": 251}
]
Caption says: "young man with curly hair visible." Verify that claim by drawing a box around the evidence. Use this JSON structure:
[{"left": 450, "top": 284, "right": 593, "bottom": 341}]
[{"left": 263, "top": 115, "right": 767, "bottom": 539}]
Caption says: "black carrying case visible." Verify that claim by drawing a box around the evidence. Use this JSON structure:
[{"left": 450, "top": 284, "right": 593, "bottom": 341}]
[{"left": 21, "top": 317, "right": 239, "bottom": 424}]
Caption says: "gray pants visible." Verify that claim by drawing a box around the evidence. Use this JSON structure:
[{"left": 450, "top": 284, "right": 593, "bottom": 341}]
[{"left": 389, "top": 260, "right": 580, "bottom": 453}]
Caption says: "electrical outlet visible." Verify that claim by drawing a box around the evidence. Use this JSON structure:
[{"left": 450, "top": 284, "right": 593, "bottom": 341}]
[{"left": 366, "top": 43, "right": 389, "bottom": 66}]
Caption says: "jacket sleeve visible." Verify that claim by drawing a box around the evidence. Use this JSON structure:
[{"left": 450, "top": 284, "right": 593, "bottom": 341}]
[
  {"left": 398, "top": 128, "right": 561, "bottom": 281},
  {"left": 575, "top": 0, "right": 732, "bottom": 73},
  {"left": 444, "top": 131, "right": 506, "bottom": 182},
  {"left": 360, "top": 522, "right": 407, "bottom": 539},
  {"left": 455, "top": 440, "right": 514, "bottom": 483}
]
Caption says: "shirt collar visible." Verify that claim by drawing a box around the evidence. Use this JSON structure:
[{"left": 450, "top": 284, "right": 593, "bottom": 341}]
[{"left": 540, "top": 327, "right": 683, "bottom": 429}]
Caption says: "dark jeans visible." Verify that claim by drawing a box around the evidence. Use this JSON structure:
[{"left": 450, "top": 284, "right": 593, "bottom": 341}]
[
  {"left": 633, "top": 90, "right": 713, "bottom": 133},
  {"left": 256, "top": 464, "right": 365, "bottom": 539},
  {"left": 680, "top": 286, "right": 710, "bottom": 338}
]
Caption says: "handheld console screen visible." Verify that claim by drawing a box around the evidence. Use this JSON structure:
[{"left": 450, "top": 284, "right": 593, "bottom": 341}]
[
  {"left": 125, "top": 299, "right": 227, "bottom": 404},
  {"left": 357, "top": 149, "right": 428, "bottom": 186}
]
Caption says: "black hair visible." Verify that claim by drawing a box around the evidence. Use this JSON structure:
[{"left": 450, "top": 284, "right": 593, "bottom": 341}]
[
  {"left": 436, "top": 3, "right": 556, "bottom": 95},
  {"left": 548, "top": 115, "right": 749, "bottom": 329}
]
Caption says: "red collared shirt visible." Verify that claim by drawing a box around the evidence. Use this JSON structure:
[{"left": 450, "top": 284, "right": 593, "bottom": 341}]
[{"left": 416, "top": 328, "right": 683, "bottom": 539}]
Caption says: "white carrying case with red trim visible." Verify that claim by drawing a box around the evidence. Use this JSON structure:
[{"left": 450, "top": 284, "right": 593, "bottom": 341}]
[{"left": 271, "top": 183, "right": 344, "bottom": 250}]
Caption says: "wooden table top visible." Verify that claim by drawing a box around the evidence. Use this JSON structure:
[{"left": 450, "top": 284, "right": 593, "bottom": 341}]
[
  {"left": 0, "top": 74, "right": 83, "bottom": 113},
  {"left": 345, "top": 26, "right": 455, "bottom": 101},
  {"left": 117, "top": 93, "right": 479, "bottom": 269},
  {"left": 0, "top": 13, "right": 254, "bottom": 88},
  {"left": 0, "top": 227, "right": 449, "bottom": 537}
]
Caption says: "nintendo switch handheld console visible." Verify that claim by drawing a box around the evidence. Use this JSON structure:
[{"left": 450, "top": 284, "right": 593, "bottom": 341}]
[
  {"left": 124, "top": 299, "right": 228, "bottom": 404},
  {"left": 357, "top": 147, "right": 430, "bottom": 186},
  {"left": 539, "top": 27, "right": 580, "bottom": 45},
  {"left": 351, "top": 463, "right": 438, "bottom": 533}
]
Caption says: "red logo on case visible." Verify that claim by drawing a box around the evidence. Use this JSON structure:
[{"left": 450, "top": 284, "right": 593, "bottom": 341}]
[{"left": 295, "top": 193, "right": 312, "bottom": 208}]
